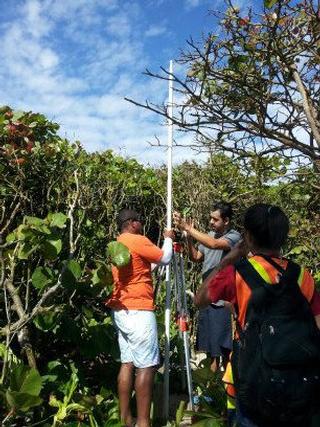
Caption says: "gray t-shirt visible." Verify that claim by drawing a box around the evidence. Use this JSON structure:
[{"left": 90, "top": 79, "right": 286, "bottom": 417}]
[{"left": 198, "top": 229, "right": 241, "bottom": 276}]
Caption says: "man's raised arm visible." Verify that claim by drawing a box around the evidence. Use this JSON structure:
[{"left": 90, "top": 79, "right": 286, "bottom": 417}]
[{"left": 193, "top": 240, "right": 248, "bottom": 307}]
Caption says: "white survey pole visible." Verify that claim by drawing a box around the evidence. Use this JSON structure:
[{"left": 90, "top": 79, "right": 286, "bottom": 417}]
[
  {"left": 164, "top": 60, "right": 173, "bottom": 420},
  {"left": 167, "top": 60, "right": 173, "bottom": 230}
]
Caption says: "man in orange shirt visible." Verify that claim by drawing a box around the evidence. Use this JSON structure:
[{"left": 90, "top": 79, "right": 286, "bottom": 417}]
[{"left": 107, "top": 209, "right": 173, "bottom": 427}]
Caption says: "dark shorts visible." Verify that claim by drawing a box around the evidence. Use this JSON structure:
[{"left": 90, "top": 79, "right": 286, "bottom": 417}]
[{"left": 196, "top": 305, "right": 232, "bottom": 357}]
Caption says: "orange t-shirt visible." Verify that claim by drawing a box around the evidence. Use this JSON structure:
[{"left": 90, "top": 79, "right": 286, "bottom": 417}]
[{"left": 106, "top": 233, "right": 163, "bottom": 310}]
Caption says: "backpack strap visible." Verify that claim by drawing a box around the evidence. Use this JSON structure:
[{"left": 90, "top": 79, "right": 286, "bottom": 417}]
[
  {"left": 279, "top": 259, "right": 301, "bottom": 285},
  {"left": 234, "top": 258, "right": 269, "bottom": 331},
  {"left": 235, "top": 257, "right": 268, "bottom": 291},
  {"left": 258, "top": 255, "right": 286, "bottom": 274}
]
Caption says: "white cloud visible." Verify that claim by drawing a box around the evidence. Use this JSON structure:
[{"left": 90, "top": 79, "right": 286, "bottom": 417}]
[
  {"left": 0, "top": 0, "right": 210, "bottom": 166},
  {"left": 38, "top": 48, "right": 59, "bottom": 69},
  {"left": 184, "top": 0, "right": 201, "bottom": 9},
  {"left": 145, "top": 24, "right": 167, "bottom": 38},
  {"left": 106, "top": 12, "right": 132, "bottom": 38},
  {"left": 24, "top": 0, "right": 53, "bottom": 37}
]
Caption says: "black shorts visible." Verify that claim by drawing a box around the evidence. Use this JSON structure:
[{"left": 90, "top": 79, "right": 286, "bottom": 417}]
[{"left": 196, "top": 305, "right": 232, "bottom": 357}]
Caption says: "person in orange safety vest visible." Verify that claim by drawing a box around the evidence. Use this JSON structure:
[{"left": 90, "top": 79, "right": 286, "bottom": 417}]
[{"left": 193, "top": 203, "right": 320, "bottom": 427}]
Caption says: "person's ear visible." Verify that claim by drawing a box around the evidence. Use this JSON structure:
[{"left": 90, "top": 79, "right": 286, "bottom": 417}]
[{"left": 224, "top": 216, "right": 230, "bottom": 226}]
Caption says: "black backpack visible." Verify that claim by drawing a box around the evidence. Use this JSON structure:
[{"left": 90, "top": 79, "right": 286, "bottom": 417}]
[{"left": 232, "top": 257, "right": 320, "bottom": 426}]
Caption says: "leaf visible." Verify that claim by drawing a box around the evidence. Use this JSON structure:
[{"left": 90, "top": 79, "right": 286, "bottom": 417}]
[
  {"left": 12, "top": 111, "right": 25, "bottom": 121},
  {"left": 18, "top": 242, "right": 37, "bottom": 260},
  {"left": 182, "top": 207, "right": 191, "bottom": 216},
  {"left": 33, "top": 311, "right": 59, "bottom": 331},
  {"left": 6, "top": 232, "right": 16, "bottom": 243},
  {"left": 57, "top": 315, "right": 82, "bottom": 342},
  {"left": 91, "top": 269, "right": 101, "bottom": 285},
  {"left": 48, "top": 212, "right": 68, "bottom": 229},
  {"left": 31, "top": 266, "right": 54, "bottom": 290},
  {"left": 41, "top": 239, "right": 62, "bottom": 259},
  {"left": 62, "top": 370, "right": 79, "bottom": 403},
  {"left": 176, "top": 400, "right": 186, "bottom": 425},
  {"left": 91, "top": 265, "right": 113, "bottom": 288},
  {"left": 99, "top": 387, "right": 113, "bottom": 400},
  {"left": 192, "top": 364, "right": 215, "bottom": 386},
  {"left": 191, "top": 418, "right": 223, "bottom": 427},
  {"left": 107, "top": 241, "right": 131, "bottom": 267},
  {"left": 67, "top": 260, "right": 82, "bottom": 279},
  {"left": 16, "top": 224, "right": 34, "bottom": 240},
  {"left": 49, "top": 394, "right": 62, "bottom": 409},
  {"left": 103, "top": 421, "right": 123, "bottom": 427},
  {"left": 25, "top": 216, "right": 44, "bottom": 227},
  {"left": 47, "top": 360, "right": 63, "bottom": 371},
  {"left": 43, "top": 361, "right": 68, "bottom": 385},
  {"left": 38, "top": 224, "right": 52, "bottom": 234},
  {"left": 63, "top": 423, "right": 89, "bottom": 427},
  {"left": 25, "top": 217, "right": 51, "bottom": 234},
  {"left": 288, "top": 245, "right": 306, "bottom": 255},
  {"left": 6, "top": 390, "right": 42, "bottom": 411},
  {"left": 264, "top": 0, "right": 277, "bottom": 8},
  {"left": 61, "top": 260, "right": 82, "bottom": 287},
  {"left": 41, "top": 374, "right": 58, "bottom": 383},
  {"left": 228, "top": 55, "right": 248, "bottom": 71},
  {"left": 10, "top": 365, "right": 42, "bottom": 395},
  {"left": 80, "top": 323, "right": 116, "bottom": 358}
]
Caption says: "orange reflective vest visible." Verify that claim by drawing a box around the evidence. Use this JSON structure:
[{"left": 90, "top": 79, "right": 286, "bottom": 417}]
[{"left": 223, "top": 361, "right": 236, "bottom": 402}]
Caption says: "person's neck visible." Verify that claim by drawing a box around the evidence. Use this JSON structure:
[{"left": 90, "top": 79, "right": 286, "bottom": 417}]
[
  {"left": 122, "top": 228, "right": 140, "bottom": 235},
  {"left": 252, "top": 248, "right": 281, "bottom": 258},
  {"left": 216, "top": 226, "right": 230, "bottom": 236}
]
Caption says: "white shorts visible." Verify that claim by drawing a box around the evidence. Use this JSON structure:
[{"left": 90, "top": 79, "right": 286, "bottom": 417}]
[{"left": 112, "top": 309, "right": 160, "bottom": 368}]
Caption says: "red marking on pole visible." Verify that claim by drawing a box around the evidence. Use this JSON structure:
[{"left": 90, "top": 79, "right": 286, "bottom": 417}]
[
  {"left": 177, "top": 315, "right": 189, "bottom": 332},
  {"left": 173, "top": 242, "right": 182, "bottom": 253}
]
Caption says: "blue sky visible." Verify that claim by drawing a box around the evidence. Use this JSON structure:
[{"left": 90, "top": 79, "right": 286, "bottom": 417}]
[{"left": 0, "top": 0, "right": 248, "bottom": 165}]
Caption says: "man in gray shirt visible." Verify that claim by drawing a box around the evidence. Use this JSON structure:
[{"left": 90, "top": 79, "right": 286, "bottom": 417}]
[{"left": 173, "top": 202, "right": 241, "bottom": 372}]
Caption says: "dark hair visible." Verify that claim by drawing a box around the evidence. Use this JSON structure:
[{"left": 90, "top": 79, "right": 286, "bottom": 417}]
[
  {"left": 212, "top": 201, "right": 233, "bottom": 220},
  {"left": 244, "top": 204, "right": 289, "bottom": 250},
  {"left": 117, "top": 209, "right": 142, "bottom": 231}
]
